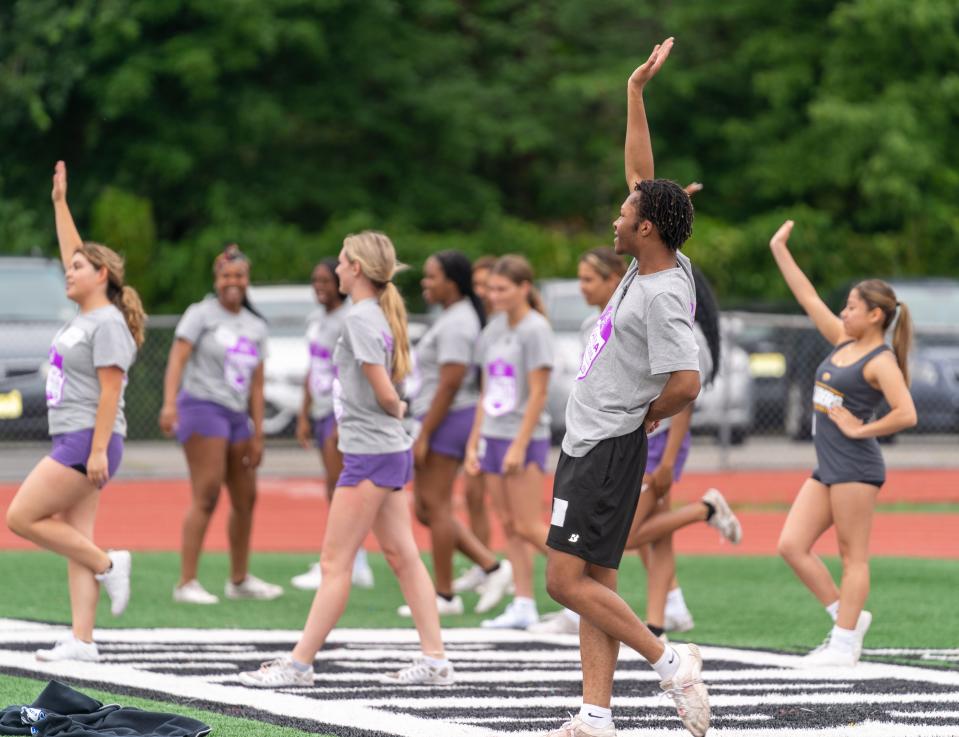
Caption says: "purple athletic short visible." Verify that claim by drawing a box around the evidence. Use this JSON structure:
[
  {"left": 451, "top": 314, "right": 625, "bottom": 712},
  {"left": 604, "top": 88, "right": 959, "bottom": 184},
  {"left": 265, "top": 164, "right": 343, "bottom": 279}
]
[
  {"left": 49, "top": 429, "right": 124, "bottom": 482},
  {"left": 313, "top": 413, "right": 337, "bottom": 448},
  {"left": 176, "top": 391, "right": 252, "bottom": 445},
  {"left": 478, "top": 436, "right": 550, "bottom": 475},
  {"left": 646, "top": 429, "right": 692, "bottom": 481},
  {"left": 417, "top": 406, "right": 475, "bottom": 460},
  {"left": 338, "top": 449, "right": 414, "bottom": 490}
]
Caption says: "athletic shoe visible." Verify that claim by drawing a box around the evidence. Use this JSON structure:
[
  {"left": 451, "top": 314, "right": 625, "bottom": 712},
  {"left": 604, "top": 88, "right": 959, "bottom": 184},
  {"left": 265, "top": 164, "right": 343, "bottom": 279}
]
[
  {"left": 854, "top": 610, "right": 872, "bottom": 658},
  {"left": 291, "top": 562, "right": 321, "bottom": 590},
  {"left": 528, "top": 610, "right": 580, "bottom": 635},
  {"left": 352, "top": 555, "right": 375, "bottom": 589},
  {"left": 238, "top": 657, "right": 314, "bottom": 688},
  {"left": 481, "top": 598, "right": 538, "bottom": 629},
  {"left": 173, "top": 579, "right": 219, "bottom": 605},
  {"left": 659, "top": 643, "right": 711, "bottom": 737},
  {"left": 453, "top": 564, "right": 488, "bottom": 594},
  {"left": 36, "top": 636, "right": 100, "bottom": 663},
  {"left": 475, "top": 560, "right": 513, "bottom": 614},
  {"left": 664, "top": 607, "right": 695, "bottom": 633},
  {"left": 800, "top": 639, "right": 858, "bottom": 668},
  {"left": 542, "top": 716, "right": 616, "bottom": 737},
  {"left": 95, "top": 550, "right": 132, "bottom": 616},
  {"left": 383, "top": 656, "right": 455, "bottom": 686},
  {"left": 397, "top": 595, "right": 464, "bottom": 617},
  {"left": 702, "top": 488, "right": 742, "bottom": 544},
  {"left": 225, "top": 574, "right": 284, "bottom": 600}
]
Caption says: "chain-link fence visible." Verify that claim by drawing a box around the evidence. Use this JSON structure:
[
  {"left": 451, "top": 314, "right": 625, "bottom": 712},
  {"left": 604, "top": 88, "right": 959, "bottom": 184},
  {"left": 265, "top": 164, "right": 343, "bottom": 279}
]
[{"left": 2, "top": 311, "right": 958, "bottom": 446}]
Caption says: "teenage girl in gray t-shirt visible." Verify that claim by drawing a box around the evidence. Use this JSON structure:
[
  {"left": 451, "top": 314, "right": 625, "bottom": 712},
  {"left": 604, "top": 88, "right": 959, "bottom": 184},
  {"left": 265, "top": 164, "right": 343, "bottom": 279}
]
[
  {"left": 771, "top": 220, "right": 917, "bottom": 668},
  {"left": 240, "top": 231, "right": 453, "bottom": 689},
  {"left": 7, "top": 161, "right": 145, "bottom": 662},
  {"left": 160, "top": 244, "right": 282, "bottom": 606},
  {"left": 464, "top": 254, "right": 555, "bottom": 631}
]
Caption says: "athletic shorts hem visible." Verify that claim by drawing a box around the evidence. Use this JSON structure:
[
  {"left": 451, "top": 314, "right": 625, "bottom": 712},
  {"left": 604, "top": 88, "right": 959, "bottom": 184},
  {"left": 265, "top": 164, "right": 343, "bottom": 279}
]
[
  {"left": 811, "top": 471, "right": 884, "bottom": 489},
  {"left": 545, "top": 540, "right": 622, "bottom": 570}
]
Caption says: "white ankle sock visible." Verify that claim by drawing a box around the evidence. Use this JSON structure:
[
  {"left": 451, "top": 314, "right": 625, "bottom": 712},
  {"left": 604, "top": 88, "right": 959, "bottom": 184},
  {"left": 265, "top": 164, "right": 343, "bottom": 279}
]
[
  {"left": 652, "top": 645, "right": 680, "bottom": 680},
  {"left": 353, "top": 549, "right": 368, "bottom": 569},
  {"left": 578, "top": 704, "right": 612, "bottom": 729},
  {"left": 826, "top": 601, "right": 840, "bottom": 622},
  {"left": 420, "top": 654, "right": 449, "bottom": 668},
  {"left": 515, "top": 596, "right": 537, "bottom": 612},
  {"left": 290, "top": 657, "right": 312, "bottom": 672},
  {"left": 563, "top": 608, "right": 580, "bottom": 625},
  {"left": 830, "top": 625, "right": 857, "bottom": 652},
  {"left": 666, "top": 587, "right": 687, "bottom": 610}
]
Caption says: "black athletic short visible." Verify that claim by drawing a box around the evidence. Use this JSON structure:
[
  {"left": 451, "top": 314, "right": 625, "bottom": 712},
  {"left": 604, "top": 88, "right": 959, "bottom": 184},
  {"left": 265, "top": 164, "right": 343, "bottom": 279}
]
[{"left": 546, "top": 424, "right": 648, "bottom": 569}]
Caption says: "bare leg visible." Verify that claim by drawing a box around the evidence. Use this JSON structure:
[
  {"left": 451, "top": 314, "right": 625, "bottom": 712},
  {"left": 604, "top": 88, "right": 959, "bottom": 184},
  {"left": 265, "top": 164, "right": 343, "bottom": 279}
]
[
  {"left": 224, "top": 439, "right": 257, "bottom": 584},
  {"left": 486, "top": 472, "right": 533, "bottom": 598},
  {"left": 464, "top": 472, "right": 491, "bottom": 547},
  {"left": 580, "top": 564, "right": 620, "bottom": 708},
  {"left": 179, "top": 435, "right": 228, "bottom": 585},
  {"left": 62, "top": 490, "right": 102, "bottom": 642},
  {"left": 830, "top": 483, "right": 879, "bottom": 630},
  {"left": 506, "top": 463, "right": 550, "bottom": 554},
  {"left": 320, "top": 429, "right": 343, "bottom": 498},
  {"left": 414, "top": 452, "right": 462, "bottom": 595},
  {"left": 777, "top": 478, "right": 839, "bottom": 606},
  {"left": 645, "top": 494, "right": 675, "bottom": 628}
]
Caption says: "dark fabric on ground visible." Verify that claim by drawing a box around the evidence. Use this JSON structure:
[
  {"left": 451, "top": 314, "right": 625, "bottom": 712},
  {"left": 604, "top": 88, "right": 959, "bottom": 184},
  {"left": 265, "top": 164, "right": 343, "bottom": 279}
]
[{"left": 0, "top": 681, "right": 211, "bottom": 737}]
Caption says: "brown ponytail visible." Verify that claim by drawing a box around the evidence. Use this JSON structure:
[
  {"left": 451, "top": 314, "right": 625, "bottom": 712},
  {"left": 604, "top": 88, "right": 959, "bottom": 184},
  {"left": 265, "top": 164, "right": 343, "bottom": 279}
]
[
  {"left": 77, "top": 241, "right": 147, "bottom": 348},
  {"left": 891, "top": 301, "right": 913, "bottom": 386},
  {"left": 855, "top": 279, "right": 912, "bottom": 386},
  {"left": 491, "top": 254, "right": 548, "bottom": 317}
]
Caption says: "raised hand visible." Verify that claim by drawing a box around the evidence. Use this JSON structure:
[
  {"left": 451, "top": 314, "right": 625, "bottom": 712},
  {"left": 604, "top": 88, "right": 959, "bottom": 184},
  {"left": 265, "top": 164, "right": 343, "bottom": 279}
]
[
  {"left": 628, "top": 37, "right": 675, "bottom": 90},
  {"left": 770, "top": 219, "right": 795, "bottom": 251},
  {"left": 52, "top": 160, "right": 68, "bottom": 203},
  {"left": 684, "top": 182, "right": 704, "bottom": 197}
]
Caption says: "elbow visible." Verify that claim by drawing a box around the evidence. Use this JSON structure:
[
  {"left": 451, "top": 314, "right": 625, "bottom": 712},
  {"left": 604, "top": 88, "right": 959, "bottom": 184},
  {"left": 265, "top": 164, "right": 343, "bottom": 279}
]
[
  {"left": 681, "top": 376, "right": 701, "bottom": 405},
  {"left": 902, "top": 407, "right": 918, "bottom": 430}
]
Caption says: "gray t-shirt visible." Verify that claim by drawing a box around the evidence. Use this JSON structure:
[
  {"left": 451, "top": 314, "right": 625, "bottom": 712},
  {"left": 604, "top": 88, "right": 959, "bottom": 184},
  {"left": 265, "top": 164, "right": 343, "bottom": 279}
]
[
  {"left": 647, "top": 322, "right": 713, "bottom": 440},
  {"left": 306, "top": 303, "right": 348, "bottom": 420},
  {"left": 175, "top": 296, "right": 268, "bottom": 414},
  {"left": 46, "top": 305, "right": 137, "bottom": 436},
  {"left": 409, "top": 299, "right": 481, "bottom": 418},
  {"left": 477, "top": 310, "right": 554, "bottom": 441},
  {"left": 333, "top": 298, "right": 413, "bottom": 454},
  {"left": 563, "top": 253, "right": 700, "bottom": 457}
]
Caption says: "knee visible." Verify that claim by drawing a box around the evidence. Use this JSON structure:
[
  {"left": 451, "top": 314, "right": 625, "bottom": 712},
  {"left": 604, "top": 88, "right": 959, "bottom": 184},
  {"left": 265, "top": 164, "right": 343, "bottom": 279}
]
[
  {"left": 413, "top": 498, "right": 430, "bottom": 527},
  {"left": 230, "top": 492, "right": 256, "bottom": 517},
  {"left": 382, "top": 544, "right": 416, "bottom": 576},
  {"left": 192, "top": 489, "right": 220, "bottom": 517},
  {"left": 777, "top": 535, "right": 804, "bottom": 562},
  {"left": 545, "top": 560, "right": 573, "bottom": 606},
  {"left": 5, "top": 504, "right": 30, "bottom": 538}
]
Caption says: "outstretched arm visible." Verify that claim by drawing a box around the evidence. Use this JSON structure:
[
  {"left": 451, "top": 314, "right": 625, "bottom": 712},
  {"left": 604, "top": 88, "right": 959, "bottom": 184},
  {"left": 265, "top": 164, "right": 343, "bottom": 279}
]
[
  {"left": 769, "top": 220, "right": 847, "bottom": 346},
  {"left": 51, "top": 161, "right": 83, "bottom": 270},
  {"left": 625, "top": 37, "right": 674, "bottom": 190}
]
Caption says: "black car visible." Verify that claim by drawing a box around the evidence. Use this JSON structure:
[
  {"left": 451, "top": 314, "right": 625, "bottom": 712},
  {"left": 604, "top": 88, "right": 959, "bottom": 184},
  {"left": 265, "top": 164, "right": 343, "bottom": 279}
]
[{"left": 0, "top": 257, "right": 74, "bottom": 439}]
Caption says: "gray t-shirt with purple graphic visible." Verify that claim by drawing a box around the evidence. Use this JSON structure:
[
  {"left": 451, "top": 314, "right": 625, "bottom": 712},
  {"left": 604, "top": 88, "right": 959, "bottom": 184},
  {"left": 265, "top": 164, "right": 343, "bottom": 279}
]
[
  {"left": 563, "top": 253, "right": 700, "bottom": 457},
  {"left": 409, "top": 299, "right": 481, "bottom": 418},
  {"left": 175, "top": 296, "right": 268, "bottom": 414},
  {"left": 333, "top": 297, "right": 413, "bottom": 454},
  {"left": 47, "top": 305, "right": 137, "bottom": 436},
  {"left": 306, "top": 303, "right": 348, "bottom": 420},
  {"left": 477, "top": 310, "right": 554, "bottom": 441}
]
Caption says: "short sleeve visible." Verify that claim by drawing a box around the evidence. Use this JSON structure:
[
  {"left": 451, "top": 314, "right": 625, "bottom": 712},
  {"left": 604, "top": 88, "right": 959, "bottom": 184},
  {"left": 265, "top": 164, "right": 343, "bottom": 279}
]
[
  {"left": 92, "top": 319, "right": 137, "bottom": 371},
  {"left": 175, "top": 302, "right": 206, "bottom": 344},
  {"left": 522, "top": 319, "right": 554, "bottom": 371},
  {"left": 436, "top": 321, "right": 476, "bottom": 366},
  {"left": 647, "top": 292, "right": 700, "bottom": 375},
  {"left": 346, "top": 313, "right": 387, "bottom": 366},
  {"left": 255, "top": 321, "right": 269, "bottom": 361}
]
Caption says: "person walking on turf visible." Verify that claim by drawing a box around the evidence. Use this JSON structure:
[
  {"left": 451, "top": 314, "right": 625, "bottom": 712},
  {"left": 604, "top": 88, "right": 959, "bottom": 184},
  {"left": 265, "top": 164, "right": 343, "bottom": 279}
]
[
  {"left": 160, "top": 244, "right": 283, "bottom": 604},
  {"left": 541, "top": 39, "right": 711, "bottom": 737},
  {"left": 240, "top": 231, "right": 454, "bottom": 688},
  {"left": 6, "top": 161, "right": 143, "bottom": 662},
  {"left": 771, "top": 220, "right": 917, "bottom": 667}
]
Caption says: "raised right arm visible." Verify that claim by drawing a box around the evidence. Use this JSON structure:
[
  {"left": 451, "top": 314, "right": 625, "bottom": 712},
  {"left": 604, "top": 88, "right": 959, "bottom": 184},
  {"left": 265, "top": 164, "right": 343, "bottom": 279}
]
[
  {"left": 625, "top": 38, "right": 674, "bottom": 190},
  {"left": 51, "top": 161, "right": 83, "bottom": 270}
]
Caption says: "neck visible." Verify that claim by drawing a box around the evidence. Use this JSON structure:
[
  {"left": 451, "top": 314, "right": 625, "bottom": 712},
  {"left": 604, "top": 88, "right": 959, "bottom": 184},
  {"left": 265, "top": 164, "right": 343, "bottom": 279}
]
[
  {"left": 634, "top": 243, "right": 678, "bottom": 275},
  {"left": 507, "top": 302, "right": 530, "bottom": 326},
  {"left": 78, "top": 293, "right": 111, "bottom": 314},
  {"left": 325, "top": 299, "right": 345, "bottom": 313},
  {"left": 350, "top": 279, "right": 378, "bottom": 304},
  {"left": 854, "top": 329, "right": 885, "bottom": 347},
  {"left": 442, "top": 293, "right": 461, "bottom": 310},
  {"left": 218, "top": 297, "right": 242, "bottom": 314}
]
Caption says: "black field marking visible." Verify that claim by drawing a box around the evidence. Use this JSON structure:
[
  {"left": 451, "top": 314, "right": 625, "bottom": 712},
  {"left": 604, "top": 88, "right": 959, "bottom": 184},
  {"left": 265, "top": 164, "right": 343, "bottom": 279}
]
[{"left": 2, "top": 619, "right": 959, "bottom": 737}]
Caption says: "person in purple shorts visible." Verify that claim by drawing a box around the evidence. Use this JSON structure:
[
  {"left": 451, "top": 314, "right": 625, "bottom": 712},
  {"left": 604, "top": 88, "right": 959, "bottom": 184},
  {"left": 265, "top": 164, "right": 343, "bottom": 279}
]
[
  {"left": 240, "top": 231, "right": 454, "bottom": 689},
  {"left": 403, "top": 251, "right": 513, "bottom": 619},
  {"left": 290, "top": 258, "right": 376, "bottom": 592},
  {"left": 6, "top": 161, "right": 144, "bottom": 662},
  {"left": 464, "top": 254, "right": 555, "bottom": 630},
  {"left": 159, "top": 244, "right": 283, "bottom": 605}
]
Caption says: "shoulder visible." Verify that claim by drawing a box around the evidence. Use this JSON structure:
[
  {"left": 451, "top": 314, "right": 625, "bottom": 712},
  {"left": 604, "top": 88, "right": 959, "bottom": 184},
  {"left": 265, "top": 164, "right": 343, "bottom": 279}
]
[
  {"left": 522, "top": 310, "right": 552, "bottom": 334},
  {"left": 864, "top": 345, "right": 899, "bottom": 376}
]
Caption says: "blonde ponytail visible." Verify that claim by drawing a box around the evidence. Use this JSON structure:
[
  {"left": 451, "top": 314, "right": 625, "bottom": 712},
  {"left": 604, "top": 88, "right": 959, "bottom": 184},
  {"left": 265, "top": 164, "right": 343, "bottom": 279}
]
[
  {"left": 116, "top": 285, "right": 147, "bottom": 348},
  {"left": 892, "top": 301, "right": 913, "bottom": 386},
  {"left": 380, "top": 282, "right": 411, "bottom": 383}
]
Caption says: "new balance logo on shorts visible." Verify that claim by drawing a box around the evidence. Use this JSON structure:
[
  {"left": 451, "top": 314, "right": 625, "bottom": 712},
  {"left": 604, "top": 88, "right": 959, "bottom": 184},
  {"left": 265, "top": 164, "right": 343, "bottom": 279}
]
[{"left": 568, "top": 533, "right": 579, "bottom": 543}]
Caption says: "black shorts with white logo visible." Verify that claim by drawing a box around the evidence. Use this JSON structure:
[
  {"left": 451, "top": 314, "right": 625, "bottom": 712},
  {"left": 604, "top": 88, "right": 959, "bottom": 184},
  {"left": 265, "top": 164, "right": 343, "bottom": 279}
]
[{"left": 546, "top": 424, "right": 648, "bottom": 569}]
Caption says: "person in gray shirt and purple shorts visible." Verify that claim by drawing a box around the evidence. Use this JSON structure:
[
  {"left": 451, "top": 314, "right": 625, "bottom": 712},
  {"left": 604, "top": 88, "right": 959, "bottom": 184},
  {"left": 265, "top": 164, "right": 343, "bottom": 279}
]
[
  {"left": 7, "top": 161, "right": 144, "bottom": 663},
  {"left": 160, "top": 244, "right": 283, "bottom": 606},
  {"left": 240, "top": 231, "right": 454, "bottom": 689}
]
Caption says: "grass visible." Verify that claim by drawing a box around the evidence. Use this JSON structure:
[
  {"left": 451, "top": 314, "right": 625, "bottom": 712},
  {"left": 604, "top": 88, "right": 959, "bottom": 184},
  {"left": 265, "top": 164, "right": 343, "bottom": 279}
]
[
  {"left": 0, "top": 550, "right": 956, "bottom": 653},
  {"left": 0, "top": 672, "right": 333, "bottom": 737}
]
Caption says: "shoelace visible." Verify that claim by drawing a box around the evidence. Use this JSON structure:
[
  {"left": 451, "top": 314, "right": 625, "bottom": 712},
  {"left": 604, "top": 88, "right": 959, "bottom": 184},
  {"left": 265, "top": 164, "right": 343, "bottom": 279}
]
[
  {"left": 661, "top": 678, "right": 706, "bottom": 717},
  {"left": 806, "top": 634, "right": 832, "bottom": 656}
]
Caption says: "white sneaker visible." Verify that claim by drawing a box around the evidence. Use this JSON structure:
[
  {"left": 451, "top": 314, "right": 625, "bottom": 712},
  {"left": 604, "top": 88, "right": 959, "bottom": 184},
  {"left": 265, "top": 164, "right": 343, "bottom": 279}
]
[
  {"left": 238, "top": 657, "right": 314, "bottom": 688},
  {"left": 173, "top": 579, "right": 220, "bottom": 605},
  {"left": 800, "top": 638, "right": 858, "bottom": 668},
  {"left": 854, "top": 610, "right": 872, "bottom": 657},
  {"left": 543, "top": 715, "right": 616, "bottom": 737},
  {"left": 660, "top": 643, "right": 711, "bottom": 737},
  {"left": 352, "top": 555, "right": 375, "bottom": 589},
  {"left": 291, "top": 562, "right": 321, "bottom": 591},
  {"left": 664, "top": 607, "right": 695, "bottom": 633},
  {"left": 481, "top": 598, "right": 538, "bottom": 629},
  {"left": 475, "top": 560, "right": 513, "bottom": 613},
  {"left": 95, "top": 550, "right": 131, "bottom": 616},
  {"left": 703, "top": 488, "right": 742, "bottom": 544},
  {"left": 36, "top": 636, "right": 100, "bottom": 663},
  {"left": 453, "top": 564, "right": 487, "bottom": 594},
  {"left": 225, "top": 574, "right": 284, "bottom": 600},
  {"left": 528, "top": 610, "right": 580, "bottom": 634},
  {"left": 383, "top": 656, "right": 454, "bottom": 686},
  {"left": 398, "top": 595, "right": 464, "bottom": 617}
]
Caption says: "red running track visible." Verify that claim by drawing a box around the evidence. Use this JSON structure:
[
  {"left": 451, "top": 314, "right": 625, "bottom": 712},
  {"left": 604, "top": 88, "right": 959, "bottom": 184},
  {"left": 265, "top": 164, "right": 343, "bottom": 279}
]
[{"left": 1, "top": 469, "right": 957, "bottom": 558}]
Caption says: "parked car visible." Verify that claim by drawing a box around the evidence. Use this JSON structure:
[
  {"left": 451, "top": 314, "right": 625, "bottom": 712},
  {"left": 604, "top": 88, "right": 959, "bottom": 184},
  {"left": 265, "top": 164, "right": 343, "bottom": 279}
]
[
  {"left": 539, "top": 279, "right": 753, "bottom": 444},
  {"left": 0, "top": 257, "right": 75, "bottom": 440}
]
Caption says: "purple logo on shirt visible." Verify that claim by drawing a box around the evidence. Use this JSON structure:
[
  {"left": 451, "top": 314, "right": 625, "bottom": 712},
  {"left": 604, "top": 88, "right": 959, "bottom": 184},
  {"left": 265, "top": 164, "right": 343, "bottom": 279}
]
[
  {"left": 309, "top": 342, "right": 334, "bottom": 396},
  {"left": 46, "top": 346, "right": 66, "bottom": 407},
  {"left": 381, "top": 331, "right": 394, "bottom": 353},
  {"left": 224, "top": 336, "right": 260, "bottom": 393},
  {"left": 577, "top": 305, "right": 614, "bottom": 380},
  {"left": 483, "top": 358, "right": 518, "bottom": 416}
]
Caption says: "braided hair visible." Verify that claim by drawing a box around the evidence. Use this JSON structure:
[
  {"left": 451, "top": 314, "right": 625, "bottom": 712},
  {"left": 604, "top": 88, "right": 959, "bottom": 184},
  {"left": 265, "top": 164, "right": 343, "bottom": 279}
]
[
  {"left": 632, "top": 179, "right": 694, "bottom": 251},
  {"left": 692, "top": 264, "right": 721, "bottom": 385},
  {"left": 434, "top": 250, "right": 486, "bottom": 328}
]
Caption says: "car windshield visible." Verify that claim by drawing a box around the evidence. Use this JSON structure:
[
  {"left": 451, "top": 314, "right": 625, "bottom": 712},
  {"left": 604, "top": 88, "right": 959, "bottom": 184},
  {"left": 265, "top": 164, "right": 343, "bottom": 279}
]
[
  {"left": 889, "top": 283, "right": 959, "bottom": 329},
  {"left": 542, "top": 284, "right": 595, "bottom": 332},
  {"left": 0, "top": 264, "right": 75, "bottom": 321}
]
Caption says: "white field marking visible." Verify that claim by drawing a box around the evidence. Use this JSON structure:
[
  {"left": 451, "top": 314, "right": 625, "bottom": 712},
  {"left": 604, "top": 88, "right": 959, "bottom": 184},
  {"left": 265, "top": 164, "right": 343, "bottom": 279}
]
[
  {"left": 865, "top": 649, "right": 959, "bottom": 656},
  {"left": 458, "top": 713, "right": 775, "bottom": 724},
  {"left": 887, "top": 711, "right": 959, "bottom": 719},
  {"left": 512, "top": 728, "right": 959, "bottom": 737},
  {"left": 134, "top": 662, "right": 240, "bottom": 671}
]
